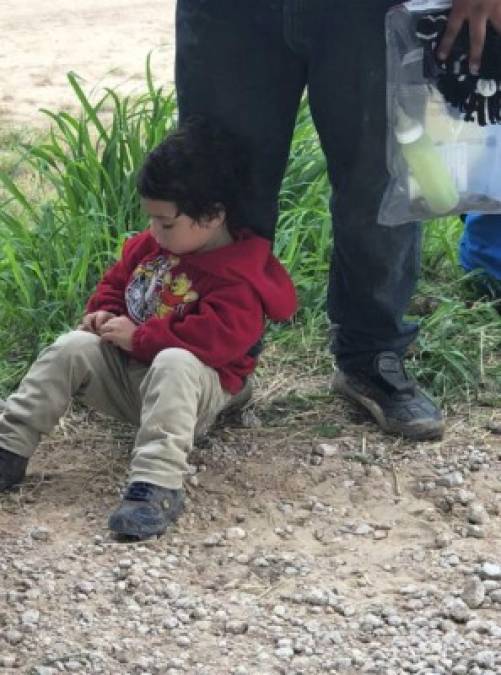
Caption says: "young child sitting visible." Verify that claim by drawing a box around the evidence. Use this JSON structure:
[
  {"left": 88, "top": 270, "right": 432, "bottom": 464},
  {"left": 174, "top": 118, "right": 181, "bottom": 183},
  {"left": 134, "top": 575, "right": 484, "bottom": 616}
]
[{"left": 0, "top": 118, "right": 297, "bottom": 539}]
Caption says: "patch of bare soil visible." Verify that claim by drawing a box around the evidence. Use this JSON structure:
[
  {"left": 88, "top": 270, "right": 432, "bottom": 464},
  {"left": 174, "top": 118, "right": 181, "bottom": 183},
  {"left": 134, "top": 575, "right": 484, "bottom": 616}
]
[
  {"left": 1, "top": 350, "right": 500, "bottom": 674},
  {"left": 0, "top": 0, "right": 176, "bottom": 128}
]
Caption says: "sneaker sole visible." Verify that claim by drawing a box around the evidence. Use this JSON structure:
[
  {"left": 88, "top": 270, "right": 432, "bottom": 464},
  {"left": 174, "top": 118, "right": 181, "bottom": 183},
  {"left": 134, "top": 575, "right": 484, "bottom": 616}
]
[
  {"left": 108, "top": 515, "right": 170, "bottom": 539},
  {"left": 332, "top": 371, "right": 445, "bottom": 441}
]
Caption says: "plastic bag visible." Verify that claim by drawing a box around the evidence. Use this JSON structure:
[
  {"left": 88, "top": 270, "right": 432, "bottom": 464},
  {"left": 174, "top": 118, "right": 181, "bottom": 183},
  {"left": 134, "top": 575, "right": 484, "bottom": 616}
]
[{"left": 378, "top": 1, "right": 501, "bottom": 226}]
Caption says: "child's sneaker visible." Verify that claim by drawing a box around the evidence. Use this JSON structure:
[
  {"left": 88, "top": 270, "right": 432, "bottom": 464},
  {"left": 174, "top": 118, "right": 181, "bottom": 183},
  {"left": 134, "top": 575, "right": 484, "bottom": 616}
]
[
  {"left": 108, "top": 481, "right": 184, "bottom": 539},
  {"left": 0, "top": 448, "right": 29, "bottom": 491}
]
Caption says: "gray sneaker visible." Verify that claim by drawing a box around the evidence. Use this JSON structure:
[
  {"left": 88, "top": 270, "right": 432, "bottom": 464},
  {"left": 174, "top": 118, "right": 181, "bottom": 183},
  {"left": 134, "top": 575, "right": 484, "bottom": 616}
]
[
  {"left": 108, "top": 481, "right": 184, "bottom": 540},
  {"left": 332, "top": 352, "right": 445, "bottom": 441}
]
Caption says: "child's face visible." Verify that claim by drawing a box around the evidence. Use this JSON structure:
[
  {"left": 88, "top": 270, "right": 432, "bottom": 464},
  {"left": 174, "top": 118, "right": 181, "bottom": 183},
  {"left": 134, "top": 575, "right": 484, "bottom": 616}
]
[{"left": 142, "top": 199, "right": 229, "bottom": 255}]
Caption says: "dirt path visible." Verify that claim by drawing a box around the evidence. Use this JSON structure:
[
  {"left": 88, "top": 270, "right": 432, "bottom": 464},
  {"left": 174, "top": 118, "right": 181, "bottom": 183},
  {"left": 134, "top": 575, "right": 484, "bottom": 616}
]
[
  {"left": 0, "top": 0, "right": 176, "bottom": 128},
  {"left": 1, "top": 368, "right": 501, "bottom": 673}
]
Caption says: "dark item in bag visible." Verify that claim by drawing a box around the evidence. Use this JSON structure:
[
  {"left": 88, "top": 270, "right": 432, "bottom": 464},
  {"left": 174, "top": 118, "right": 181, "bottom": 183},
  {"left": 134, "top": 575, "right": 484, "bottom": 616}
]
[{"left": 416, "top": 12, "right": 501, "bottom": 125}]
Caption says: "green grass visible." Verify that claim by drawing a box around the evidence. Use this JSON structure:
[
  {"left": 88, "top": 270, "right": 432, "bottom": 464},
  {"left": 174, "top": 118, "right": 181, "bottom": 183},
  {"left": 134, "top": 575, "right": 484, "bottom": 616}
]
[{"left": 0, "top": 63, "right": 499, "bottom": 405}]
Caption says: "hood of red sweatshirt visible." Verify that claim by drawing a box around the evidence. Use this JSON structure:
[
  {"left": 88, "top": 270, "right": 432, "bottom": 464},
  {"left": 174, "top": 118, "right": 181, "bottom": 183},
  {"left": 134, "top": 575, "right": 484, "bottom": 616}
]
[{"left": 165, "top": 230, "right": 296, "bottom": 322}]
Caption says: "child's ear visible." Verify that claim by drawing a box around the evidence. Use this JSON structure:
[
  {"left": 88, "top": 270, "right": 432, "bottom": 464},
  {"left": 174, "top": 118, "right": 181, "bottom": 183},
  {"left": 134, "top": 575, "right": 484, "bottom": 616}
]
[{"left": 199, "top": 205, "right": 226, "bottom": 229}]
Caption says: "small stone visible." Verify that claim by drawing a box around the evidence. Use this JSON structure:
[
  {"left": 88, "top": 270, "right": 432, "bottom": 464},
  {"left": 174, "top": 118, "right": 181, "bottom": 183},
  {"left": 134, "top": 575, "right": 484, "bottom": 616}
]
[
  {"left": 5, "top": 630, "right": 22, "bottom": 645},
  {"left": 478, "top": 562, "right": 501, "bottom": 580},
  {"left": 387, "top": 615, "right": 403, "bottom": 626},
  {"left": 30, "top": 526, "right": 50, "bottom": 541},
  {"left": 462, "top": 577, "right": 485, "bottom": 609},
  {"left": 314, "top": 443, "right": 339, "bottom": 457},
  {"left": 22, "top": 609, "right": 40, "bottom": 625},
  {"left": 465, "top": 524, "right": 485, "bottom": 538},
  {"left": 465, "top": 619, "right": 490, "bottom": 634},
  {"left": 490, "top": 589, "right": 501, "bottom": 603},
  {"left": 176, "top": 635, "right": 191, "bottom": 647},
  {"left": 164, "top": 582, "right": 181, "bottom": 599},
  {"left": 456, "top": 489, "right": 475, "bottom": 505},
  {"left": 225, "top": 527, "right": 246, "bottom": 540},
  {"left": 225, "top": 620, "right": 248, "bottom": 635},
  {"left": 445, "top": 598, "right": 470, "bottom": 623},
  {"left": 399, "top": 584, "right": 419, "bottom": 595},
  {"left": 467, "top": 502, "right": 488, "bottom": 524},
  {"left": 203, "top": 532, "right": 223, "bottom": 546},
  {"left": 436, "top": 471, "right": 464, "bottom": 487},
  {"left": 484, "top": 580, "right": 500, "bottom": 592},
  {"left": 434, "top": 532, "right": 452, "bottom": 549},
  {"left": 75, "top": 581, "right": 94, "bottom": 595},
  {"left": 163, "top": 616, "right": 179, "bottom": 629},
  {"left": 304, "top": 588, "right": 329, "bottom": 606},
  {"left": 361, "top": 613, "right": 384, "bottom": 630},
  {"left": 118, "top": 558, "right": 133, "bottom": 569},
  {"left": 254, "top": 556, "right": 269, "bottom": 567},
  {"left": 0, "top": 655, "right": 16, "bottom": 668},
  {"left": 473, "top": 651, "right": 495, "bottom": 668},
  {"left": 354, "top": 523, "right": 373, "bottom": 535},
  {"left": 333, "top": 658, "right": 352, "bottom": 670},
  {"left": 192, "top": 606, "right": 208, "bottom": 620},
  {"left": 233, "top": 667, "right": 249, "bottom": 675}
]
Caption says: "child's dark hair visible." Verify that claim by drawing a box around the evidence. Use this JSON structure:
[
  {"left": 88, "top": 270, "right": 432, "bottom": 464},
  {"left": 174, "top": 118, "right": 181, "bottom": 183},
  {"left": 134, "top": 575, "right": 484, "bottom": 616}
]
[{"left": 137, "top": 117, "right": 251, "bottom": 231}]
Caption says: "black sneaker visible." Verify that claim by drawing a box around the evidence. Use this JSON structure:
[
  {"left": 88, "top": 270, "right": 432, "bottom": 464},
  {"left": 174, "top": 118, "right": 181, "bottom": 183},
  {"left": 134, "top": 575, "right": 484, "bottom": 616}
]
[
  {"left": 332, "top": 351, "right": 445, "bottom": 441},
  {"left": 108, "top": 481, "right": 184, "bottom": 539},
  {"left": 0, "top": 448, "right": 29, "bottom": 491}
]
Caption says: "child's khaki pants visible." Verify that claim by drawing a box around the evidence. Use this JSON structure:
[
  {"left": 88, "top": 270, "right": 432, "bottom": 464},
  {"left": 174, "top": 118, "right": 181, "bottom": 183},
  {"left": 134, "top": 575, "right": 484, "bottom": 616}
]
[{"left": 0, "top": 331, "right": 249, "bottom": 489}]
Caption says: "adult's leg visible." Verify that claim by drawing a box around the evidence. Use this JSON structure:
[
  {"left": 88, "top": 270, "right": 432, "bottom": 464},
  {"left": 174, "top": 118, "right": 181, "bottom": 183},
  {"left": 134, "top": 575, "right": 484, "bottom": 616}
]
[
  {"left": 304, "top": 0, "right": 420, "bottom": 370},
  {"left": 301, "top": 0, "right": 443, "bottom": 438},
  {"left": 176, "top": 0, "right": 307, "bottom": 238}
]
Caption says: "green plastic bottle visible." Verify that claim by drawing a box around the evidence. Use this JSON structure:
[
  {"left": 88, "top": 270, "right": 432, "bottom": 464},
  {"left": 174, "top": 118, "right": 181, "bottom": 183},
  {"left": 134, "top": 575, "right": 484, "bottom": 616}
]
[{"left": 395, "top": 107, "right": 460, "bottom": 215}]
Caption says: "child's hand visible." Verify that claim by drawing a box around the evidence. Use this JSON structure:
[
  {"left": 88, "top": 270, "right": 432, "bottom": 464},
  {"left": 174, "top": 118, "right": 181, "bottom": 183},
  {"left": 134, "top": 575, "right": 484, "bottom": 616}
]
[
  {"left": 99, "top": 316, "right": 136, "bottom": 352},
  {"left": 79, "top": 311, "right": 116, "bottom": 334}
]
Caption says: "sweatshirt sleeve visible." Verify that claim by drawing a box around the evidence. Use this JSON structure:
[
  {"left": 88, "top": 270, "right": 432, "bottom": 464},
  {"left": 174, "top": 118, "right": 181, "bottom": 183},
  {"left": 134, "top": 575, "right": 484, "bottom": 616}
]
[
  {"left": 86, "top": 236, "right": 141, "bottom": 315},
  {"left": 130, "top": 282, "right": 264, "bottom": 367}
]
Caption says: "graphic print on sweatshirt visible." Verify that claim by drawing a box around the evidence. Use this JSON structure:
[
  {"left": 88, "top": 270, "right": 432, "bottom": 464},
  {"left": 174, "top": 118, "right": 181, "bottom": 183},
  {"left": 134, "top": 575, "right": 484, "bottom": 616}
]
[{"left": 125, "top": 254, "right": 199, "bottom": 323}]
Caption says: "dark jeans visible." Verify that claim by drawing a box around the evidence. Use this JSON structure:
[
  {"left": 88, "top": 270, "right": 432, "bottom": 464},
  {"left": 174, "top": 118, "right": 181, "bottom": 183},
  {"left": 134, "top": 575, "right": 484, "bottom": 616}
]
[{"left": 175, "top": 0, "right": 421, "bottom": 372}]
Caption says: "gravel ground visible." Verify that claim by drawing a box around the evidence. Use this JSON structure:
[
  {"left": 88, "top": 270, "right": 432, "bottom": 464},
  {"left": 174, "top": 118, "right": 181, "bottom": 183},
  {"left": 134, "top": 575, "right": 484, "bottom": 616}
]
[{"left": 1, "top": 373, "right": 500, "bottom": 675}]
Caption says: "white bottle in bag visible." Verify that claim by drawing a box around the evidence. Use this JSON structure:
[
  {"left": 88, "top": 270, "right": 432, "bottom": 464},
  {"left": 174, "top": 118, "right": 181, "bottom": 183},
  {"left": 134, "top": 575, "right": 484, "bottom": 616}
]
[{"left": 395, "top": 107, "right": 460, "bottom": 215}]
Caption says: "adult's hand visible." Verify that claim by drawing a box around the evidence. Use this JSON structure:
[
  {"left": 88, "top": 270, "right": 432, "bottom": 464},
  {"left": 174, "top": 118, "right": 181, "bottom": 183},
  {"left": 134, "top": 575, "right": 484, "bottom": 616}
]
[{"left": 437, "top": 0, "right": 501, "bottom": 73}]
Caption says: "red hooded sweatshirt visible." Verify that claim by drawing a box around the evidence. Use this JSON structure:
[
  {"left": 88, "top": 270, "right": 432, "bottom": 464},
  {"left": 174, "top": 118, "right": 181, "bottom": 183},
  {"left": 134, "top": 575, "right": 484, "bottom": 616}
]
[{"left": 86, "top": 230, "right": 297, "bottom": 393}]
